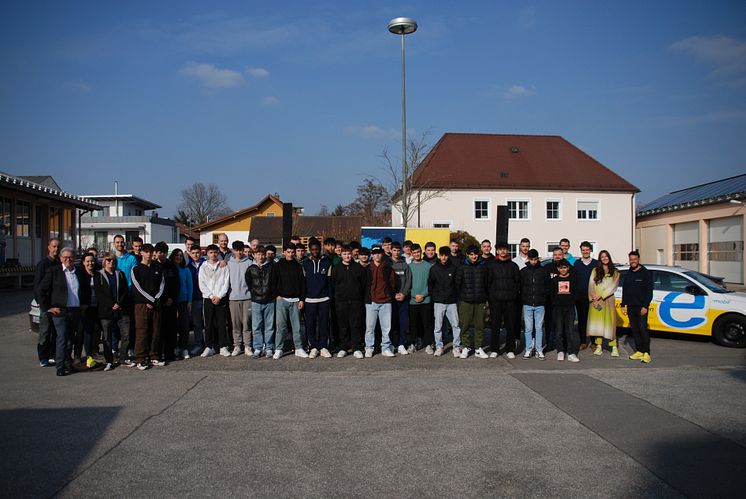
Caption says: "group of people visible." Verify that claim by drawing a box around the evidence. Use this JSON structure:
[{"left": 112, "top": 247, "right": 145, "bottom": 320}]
[{"left": 34, "top": 232, "right": 654, "bottom": 376}]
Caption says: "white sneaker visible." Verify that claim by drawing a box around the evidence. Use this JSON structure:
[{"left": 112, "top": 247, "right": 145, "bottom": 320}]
[
  {"left": 381, "top": 349, "right": 395, "bottom": 357},
  {"left": 295, "top": 349, "right": 309, "bottom": 358},
  {"left": 309, "top": 348, "right": 319, "bottom": 359},
  {"left": 364, "top": 348, "right": 374, "bottom": 358},
  {"left": 201, "top": 347, "right": 215, "bottom": 357},
  {"left": 460, "top": 347, "right": 471, "bottom": 359},
  {"left": 489, "top": 352, "right": 498, "bottom": 358},
  {"left": 567, "top": 354, "right": 580, "bottom": 363},
  {"left": 452, "top": 346, "right": 461, "bottom": 357},
  {"left": 475, "top": 348, "right": 489, "bottom": 359},
  {"left": 230, "top": 346, "right": 242, "bottom": 357},
  {"left": 434, "top": 347, "right": 444, "bottom": 357},
  {"left": 181, "top": 349, "right": 191, "bottom": 360},
  {"left": 398, "top": 345, "right": 409, "bottom": 355},
  {"left": 273, "top": 349, "right": 283, "bottom": 359},
  {"left": 103, "top": 363, "right": 113, "bottom": 371},
  {"left": 536, "top": 351, "right": 546, "bottom": 360},
  {"left": 557, "top": 352, "right": 565, "bottom": 361},
  {"left": 353, "top": 350, "right": 364, "bottom": 359},
  {"left": 523, "top": 349, "right": 532, "bottom": 359},
  {"left": 320, "top": 348, "right": 332, "bottom": 358},
  {"left": 506, "top": 352, "right": 515, "bottom": 359},
  {"left": 407, "top": 344, "right": 415, "bottom": 354},
  {"left": 425, "top": 345, "right": 434, "bottom": 355},
  {"left": 219, "top": 347, "right": 231, "bottom": 357},
  {"left": 265, "top": 349, "right": 273, "bottom": 358},
  {"left": 245, "top": 346, "right": 253, "bottom": 357},
  {"left": 337, "top": 350, "right": 347, "bottom": 358}
]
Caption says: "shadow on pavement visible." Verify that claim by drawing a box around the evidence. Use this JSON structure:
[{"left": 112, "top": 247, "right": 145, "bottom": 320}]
[{"left": 0, "top": 406, "right": 120, "bottom": 498}]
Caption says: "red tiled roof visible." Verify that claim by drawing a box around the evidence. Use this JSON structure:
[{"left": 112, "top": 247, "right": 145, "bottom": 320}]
[{"left": 409, "top": 133, "right": 638, "bottom": 192}]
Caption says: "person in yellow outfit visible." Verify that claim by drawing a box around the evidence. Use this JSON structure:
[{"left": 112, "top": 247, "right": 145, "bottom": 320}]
[{"left": 587, "top": 250, "right": 620, "bottom": 356}]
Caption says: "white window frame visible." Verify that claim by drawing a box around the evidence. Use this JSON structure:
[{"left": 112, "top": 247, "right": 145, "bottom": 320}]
[
  {"left": 506, "top": 199, "right": 531, "bottom": 221},
  {"left": 576, "top": 199, "right": 601, "bottom": 221},
  {"left": 431, "top": 220, "right": 453, "bottom": 229},
  {"left": 508, "top": 241, "right": 519, "bottom": 259},
  {"left": 473, "top": 198, "right": 492, "bottom": 221},
  {"left": 545, "top": 198, "right": 561, "bottom": 221},
  {"left": 545, "top": 241, "right": 560, "bottom": 258}
]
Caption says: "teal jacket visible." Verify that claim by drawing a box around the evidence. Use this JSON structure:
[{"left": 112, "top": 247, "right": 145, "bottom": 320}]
[{"left": 409, "top": 260, "right": 433, "bottom": 305}]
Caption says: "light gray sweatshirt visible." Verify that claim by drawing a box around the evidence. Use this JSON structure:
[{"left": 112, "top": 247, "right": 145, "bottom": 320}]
[{"left": 227, "top": 255, "right": 254, "bottom": 300}]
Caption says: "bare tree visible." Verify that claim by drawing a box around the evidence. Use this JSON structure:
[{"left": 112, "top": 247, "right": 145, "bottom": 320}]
[
  {"left": 317, "top": 205, "right": 330, "bottom": 216},
  {"left": 176, "top": 182, "right": 232, "bottom": 225},
  {"left": 346, "top": 178, "right": 390, "bottom": 225},
  {"left": 379, "top": 130, "right": 444, "bottom": 227}
]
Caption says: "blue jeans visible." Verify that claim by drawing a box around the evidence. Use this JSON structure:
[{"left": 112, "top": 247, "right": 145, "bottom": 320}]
[
  {"left": 276, "top": 299, "right": 303, "bottom": 350},
  {"left": 51, "top": 308, "right": 81, "bottom": 369},
  {"left": 434, "top": 302, "right": 461, "bottom": 349},
  {"left": 251, "top": 301, "right": 275, "bottom": 352},
  {"left": 391, "top": 300, "right": 409, "bottom": 347},
  {"left": 523, "top": 305, "right": 545, "bottom": 352},
  {"left": 365, "top": 303, "right": 392, "bottom": 352}
]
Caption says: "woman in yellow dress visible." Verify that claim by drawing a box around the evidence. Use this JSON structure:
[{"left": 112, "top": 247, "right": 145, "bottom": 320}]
[{"left": 587, "top": 250, "right": 621, "bottom": 357}]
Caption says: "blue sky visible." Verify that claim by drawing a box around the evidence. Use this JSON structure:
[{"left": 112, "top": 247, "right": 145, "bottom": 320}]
[{"left": 1, "top": 0, "right": 745, "bottom": 216}]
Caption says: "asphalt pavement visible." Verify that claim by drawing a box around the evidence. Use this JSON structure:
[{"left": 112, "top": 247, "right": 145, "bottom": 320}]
[{"left": 1, "top": 290, "right": 745, "bottom": 498}]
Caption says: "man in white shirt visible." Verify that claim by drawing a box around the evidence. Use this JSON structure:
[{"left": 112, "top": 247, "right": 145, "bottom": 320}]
[
  {"left": 512, "top": 238, "right": 531, "bottom": 270},
  {"left": 198, "top": 244, "right": 231, "bottom": 357}
]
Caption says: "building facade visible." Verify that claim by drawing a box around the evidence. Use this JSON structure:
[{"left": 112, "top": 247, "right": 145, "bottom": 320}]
[
  {"left": 0, "top": 173, "right": 100, "bottom": 265},
  {"left": 636, "top": 174, "right": 746, "bottom": 284},
  {"left": 394, "top": 133, "right": 638, "bottom": 259},
  {"left": 193, "top": 194, "right": 284, "bottom": 246},
  {"left": 78, "top": 194, "right": 177, "bottom": 251}
]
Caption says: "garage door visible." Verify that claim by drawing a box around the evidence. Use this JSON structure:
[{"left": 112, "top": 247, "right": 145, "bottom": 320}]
[
  {"left": 709, "top": 216, "right": 744, "bottom": 284},
  {"left": 673, "top": 221, "right": 699, "bottom": 272}
]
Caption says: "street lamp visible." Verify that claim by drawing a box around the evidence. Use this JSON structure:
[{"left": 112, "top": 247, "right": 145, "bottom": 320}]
[{"left": 388, "top": 17, "right": 417, "bottom": 227}]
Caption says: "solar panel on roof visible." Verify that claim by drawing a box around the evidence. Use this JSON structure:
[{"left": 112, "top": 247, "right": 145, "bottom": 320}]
[{"left": 638, "top": 174, "right": 746, "bottom": 214}]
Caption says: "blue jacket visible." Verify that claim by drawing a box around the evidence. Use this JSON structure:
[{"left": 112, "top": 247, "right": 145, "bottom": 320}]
[
  {"left": 187, "top": 257, "right": 204, "bottom": 301},
  {"left": 177, "top": 265, "right": 193, "bottom": 303},
  {"left": 116, "top": 252, "right": 138, "bottom": 287},
  {"left": 302, "top": 255, "right": 332, "bottom": 300}
]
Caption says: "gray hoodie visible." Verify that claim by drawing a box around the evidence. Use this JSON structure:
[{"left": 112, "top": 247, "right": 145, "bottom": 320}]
[
  {"left": 390, "top": 258, "right": 412, "bottom": 297},
  {"left": 227, "top": 255, "right": 254, "bottom": 300}
]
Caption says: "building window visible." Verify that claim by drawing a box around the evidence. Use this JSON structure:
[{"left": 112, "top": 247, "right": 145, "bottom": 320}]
[
  {"left": 0, "top": 197, "right": 11, "bottom": 232},
  {"left": 709, "top": 241, "right": 744, "bottom": 262},
  {"left": 546, "top": 201, "right": 560, "bottom": 220},
  {"left": 62, "top": 209, "right": 73, "bottom": 242},
  {"left": 213, "top": 233, "right": 220, "bottom": 244},
  {"left": 94, "top": 231, "right": 108, "bottom": 251},
  {"left": 673, "top": 243, "right": 699, "bottom": 261},
  {"left": 577, "top": 201, "right": 599, "bottom": 220},
  {"left": 125, "top": 230, "right": 140, "bottom": 244},
  {"left": 49, "top": 207, "right": 60, "bottom": 240},
  {"left": 432, "top": 221, "right": 451, "bottom": 229},
  {"left": 546, "top": 241, "right": 560, "bottom": 257},
  {"left": 474, "top": 200, "right": 490, "bottom": 220},
  {"left": 507, "top": 200, "right": 529, "bottom": 220},
  {"left": 35, "top": 206, "right": 43, "bottom": 238},
  {"left": 15, "top": 201, "right": 30, "bottom": 237},
  {"left": 266, "top": 212, "right": 276, "bottom": 217},
  {"left": 508, "top": 243, "right": 518, "bottom": 258}
]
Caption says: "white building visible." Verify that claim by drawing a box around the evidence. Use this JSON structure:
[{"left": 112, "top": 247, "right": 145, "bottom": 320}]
[
  {"left": 78, "top": 193, "right": 177, "bottom": 251},
  {"left": 393, "top": 133, "right": 639, "bottom": 259}
]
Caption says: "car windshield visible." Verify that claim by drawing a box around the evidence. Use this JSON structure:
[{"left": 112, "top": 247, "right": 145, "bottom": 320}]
[{"left": 683, "top": 271, "right": 732, "bottom": 293}]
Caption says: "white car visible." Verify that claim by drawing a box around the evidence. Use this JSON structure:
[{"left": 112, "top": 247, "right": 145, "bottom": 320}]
[{"left": 615, "top": 265, "right": 746, "bottom": 348}]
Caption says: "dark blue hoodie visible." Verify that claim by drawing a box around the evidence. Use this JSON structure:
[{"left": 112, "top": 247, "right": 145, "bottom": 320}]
[{"left": 302, "top": 255, "right": 332, "bottom": 301}]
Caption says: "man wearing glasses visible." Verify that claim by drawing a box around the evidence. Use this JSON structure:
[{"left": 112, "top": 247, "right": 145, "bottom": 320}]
[{"left": 38, "top": 247, "right": 90, "bottom": 376}]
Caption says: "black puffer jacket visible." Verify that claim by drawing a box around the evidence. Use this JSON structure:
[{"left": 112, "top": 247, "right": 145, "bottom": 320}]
[
  {"left": 428, "top": 260, "right": 457, "bottom": 304},
  {"left": 487, "top": 258, "right": 520, "bottom": 301},
  {"left": 455, "top": 259, "right": 488, "bottom": 304},
  {"left": 520, "top": 263, "right": 550, "bottom": 306},
  {"left": 330, "top": 261, "right": 365, "bottom": 302},
  {"left": 246, "top": 261, "right": 275, "bottom": 304}
]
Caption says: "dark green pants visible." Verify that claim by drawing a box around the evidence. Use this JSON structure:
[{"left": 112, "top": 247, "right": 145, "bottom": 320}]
[{"left": 459, "top": 301, "right": 485, "bottom": 349}]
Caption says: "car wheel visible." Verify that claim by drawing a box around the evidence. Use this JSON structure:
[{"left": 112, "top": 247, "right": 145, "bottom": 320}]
[{"left": 713, "top": 314, "right": 746, "bottom": 348}]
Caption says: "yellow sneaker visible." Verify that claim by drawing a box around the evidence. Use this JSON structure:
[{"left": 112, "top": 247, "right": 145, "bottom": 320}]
[
  {"left": 86, "top": 356, "right": 97, "bottom": 369},
  {"left": 593, "top": 345, "right": 603, "bottom": 356},
  {"left": 641, "top": 353, "right": 651, "bottom": 363},
  {"left": 611, "top": 346, "right": 619, "bottom": 357},
  {"left": 629, "top": 351, "right": 643, "bottom": 360}
]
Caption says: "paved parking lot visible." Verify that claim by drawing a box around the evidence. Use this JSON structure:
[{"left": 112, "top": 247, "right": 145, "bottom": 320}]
[{"left": 1, "top": 290, "right": 745, "bottom": 498}]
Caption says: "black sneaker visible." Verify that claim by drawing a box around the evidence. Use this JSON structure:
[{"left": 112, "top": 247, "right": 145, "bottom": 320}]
[
  {"left": 137, "top": 361, "right": 150, "bottom": 371},
  {"left": 56, "top": 369, "right": 67, "bottom": 376}
]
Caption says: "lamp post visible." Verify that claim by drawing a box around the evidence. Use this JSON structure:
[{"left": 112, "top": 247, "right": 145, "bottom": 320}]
[{"left": 388, "top": 17, "right": 417, "bottom": 227}]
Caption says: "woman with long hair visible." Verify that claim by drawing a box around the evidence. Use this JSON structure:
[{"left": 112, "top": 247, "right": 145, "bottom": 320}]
[{"left": 587, "top": 250, "right": 621, "bottom": 357}]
